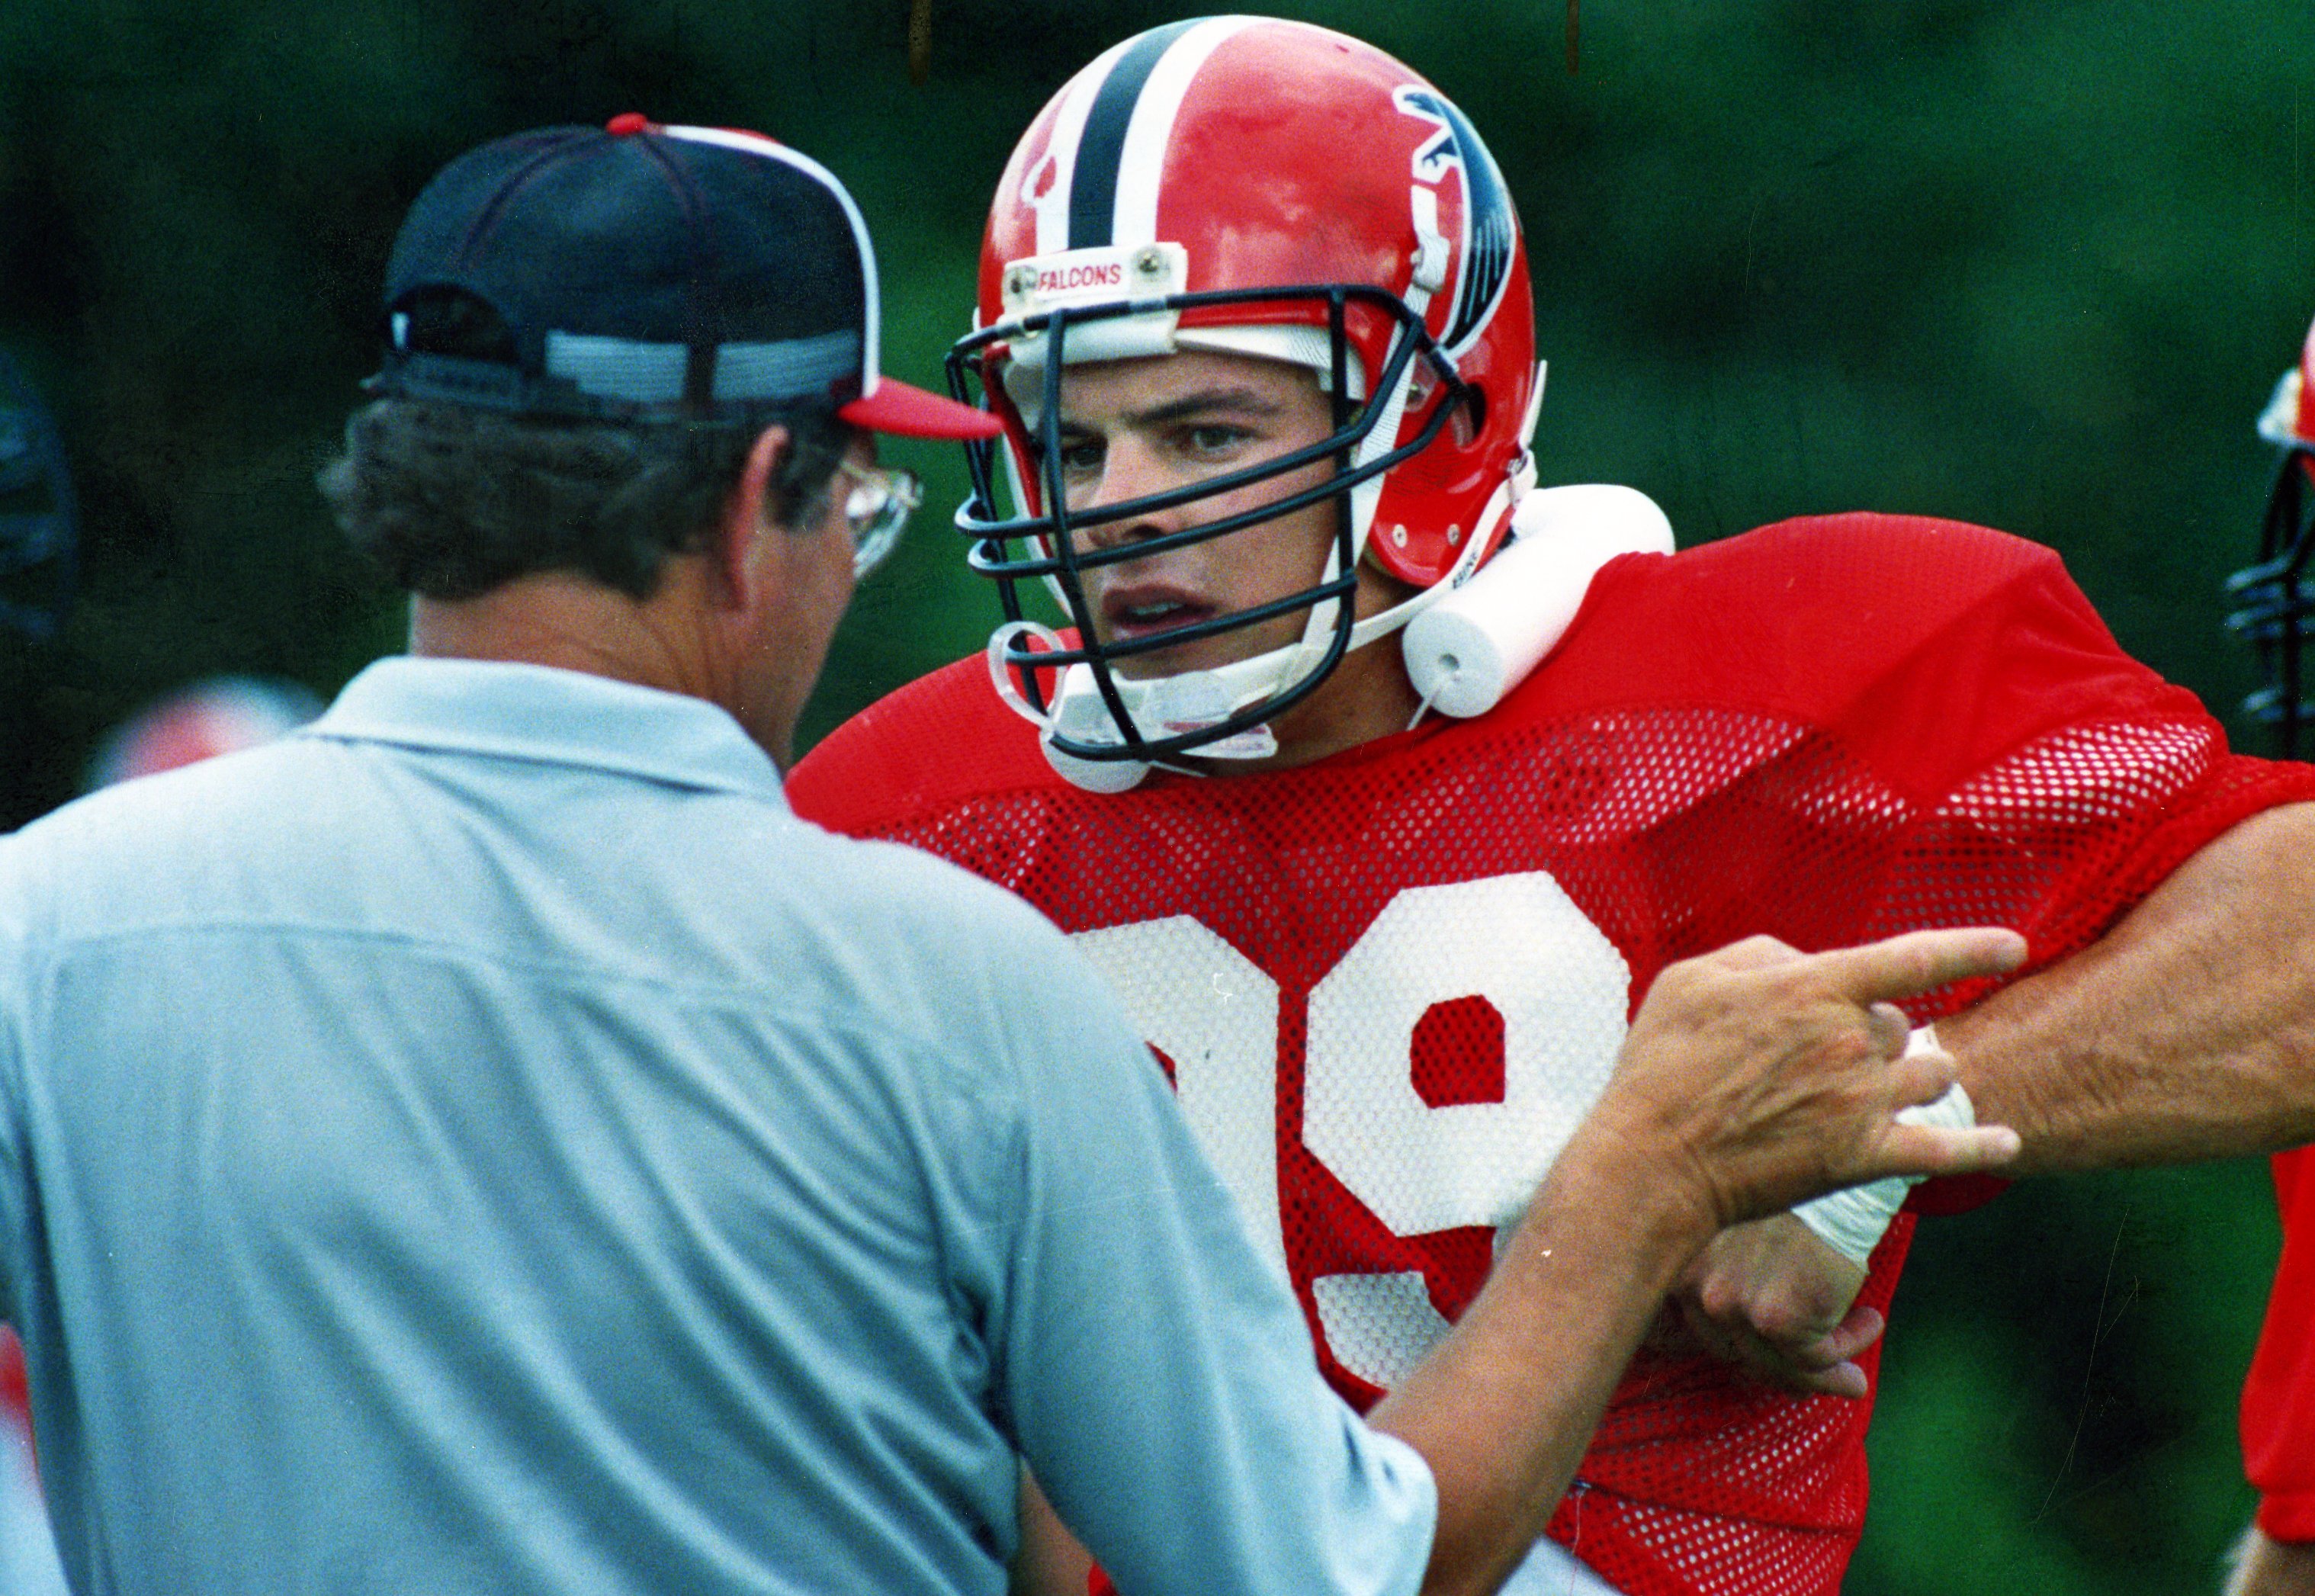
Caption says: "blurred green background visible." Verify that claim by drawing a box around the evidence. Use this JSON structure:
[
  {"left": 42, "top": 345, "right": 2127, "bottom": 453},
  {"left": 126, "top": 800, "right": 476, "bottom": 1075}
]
[{"left": 2, "top": 0, "right": 2308, "bottom": 1588}]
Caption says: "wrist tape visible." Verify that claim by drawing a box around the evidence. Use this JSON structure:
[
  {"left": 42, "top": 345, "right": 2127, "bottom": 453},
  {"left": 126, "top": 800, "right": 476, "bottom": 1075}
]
[{"left": 1792, "top": 1026, "right": 1973, "bottom": 1265}]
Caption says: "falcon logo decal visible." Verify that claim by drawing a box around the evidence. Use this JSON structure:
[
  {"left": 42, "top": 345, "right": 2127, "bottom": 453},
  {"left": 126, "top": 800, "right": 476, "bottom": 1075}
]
[{"left": 1392, "top": 86, "right": 1517, "bottom": 358}]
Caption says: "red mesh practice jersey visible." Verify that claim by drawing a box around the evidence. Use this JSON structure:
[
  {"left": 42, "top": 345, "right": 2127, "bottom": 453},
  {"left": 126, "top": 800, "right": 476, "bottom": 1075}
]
[
  {"left": 790, "top": 514, "right": 2315, "bottom": 1595},
  {"left": 2245, "top": 1148, "right": 2315, "bottom": 1542}
]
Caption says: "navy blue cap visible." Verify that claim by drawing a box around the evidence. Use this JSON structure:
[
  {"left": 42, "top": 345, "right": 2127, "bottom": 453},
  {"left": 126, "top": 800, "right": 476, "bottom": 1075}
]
[{"left": 371, "top": 115, "right": 999, "bottom": 439}]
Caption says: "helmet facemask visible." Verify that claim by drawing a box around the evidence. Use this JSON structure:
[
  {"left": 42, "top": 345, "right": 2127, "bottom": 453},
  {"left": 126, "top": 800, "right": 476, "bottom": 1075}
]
[
  {"left": 2227, "top": 421, "right": 2315, "bottom": 757},
  {"left": 948, "top": 283, "right": 1488, "bottom": 772}
]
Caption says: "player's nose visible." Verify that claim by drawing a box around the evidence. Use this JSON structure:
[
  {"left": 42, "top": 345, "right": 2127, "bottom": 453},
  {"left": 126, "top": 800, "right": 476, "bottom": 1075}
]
[{"left": 1075, "top": 436, "right": 1186, "bottom": 551}]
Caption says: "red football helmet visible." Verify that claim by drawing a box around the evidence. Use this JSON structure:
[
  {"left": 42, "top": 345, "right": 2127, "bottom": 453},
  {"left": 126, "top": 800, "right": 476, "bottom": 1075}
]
[
  {"left": 83, "top": 676, "right": 323, "bottom": 792},
  {"left": 2228, "top": 314, "right": 2315, "bottom": 756},
  {"left": 946, "top": 16, "right": 1540, "bottom": 771}
]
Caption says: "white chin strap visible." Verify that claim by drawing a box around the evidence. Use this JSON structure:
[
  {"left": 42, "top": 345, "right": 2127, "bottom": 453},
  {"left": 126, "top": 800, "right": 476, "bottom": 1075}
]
[
  {"left": 985, "top": 471, "right": 1677, "bottom": 795},
  {"left": 987, "top": 307, "right": 1679, "bottom": 794}
]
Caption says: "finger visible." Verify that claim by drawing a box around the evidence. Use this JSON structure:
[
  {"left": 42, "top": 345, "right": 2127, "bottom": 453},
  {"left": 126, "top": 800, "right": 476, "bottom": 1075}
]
[
  {"left": 1805, "top": 926, "right": 2028, "bottom": 1007},
  {"left": 1884, "top": 1050, "right": 1961, "bottom": 1111},
  {"left": 1864, "top": 1001, "right": 1910, "bottom": 1061},
  {"left": 1816, "top": 1304, "right": 1886, "bottom": 1364},
  {"left": 1771, "top": 1334, "right": 1856, "bottom": 1373},
  {"left": 1795, "top": 1360, "right": 1870, "bottom": 1400},
  {"left": 1765, "top": 1309, "right": 1883, "bottom": 1399},
  {"left": 1861, "top": 1120, "right": 2021, "bottom": 1183},
  {"left": 1695, "top": 933, "right": 1804, "bottom": 975},
  {"left": 1727, "top": 1332, "right": 1867, "bottom": 1398},
  {"left": 1759, "top": 1303, "right": 1884, "bottom": 1366}
]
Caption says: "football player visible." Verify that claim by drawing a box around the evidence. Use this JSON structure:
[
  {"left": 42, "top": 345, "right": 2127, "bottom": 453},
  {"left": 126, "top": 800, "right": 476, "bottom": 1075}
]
[
  {"left": 787, "top": 18, "right": 2315, "bottom": 1595},
  {"left": 2225, "top": 313, "right": 2315, "bottom": 1596}
]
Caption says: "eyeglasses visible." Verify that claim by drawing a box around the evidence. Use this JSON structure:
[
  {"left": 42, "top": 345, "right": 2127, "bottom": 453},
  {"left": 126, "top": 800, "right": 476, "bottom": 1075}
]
[{"left": 837, "top": 458, "right": 923, "bottom": 578}]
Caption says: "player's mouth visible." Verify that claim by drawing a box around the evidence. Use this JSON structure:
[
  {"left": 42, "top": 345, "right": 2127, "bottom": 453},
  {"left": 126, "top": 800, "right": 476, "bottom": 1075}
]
[{"left": 1098, "top": 584, "right": 1219, "bottom": 647}]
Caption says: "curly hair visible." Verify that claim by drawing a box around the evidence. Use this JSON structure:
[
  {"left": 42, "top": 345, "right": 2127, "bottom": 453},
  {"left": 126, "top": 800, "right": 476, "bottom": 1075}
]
[{"left": 318, "top": 399, "right": 854, "bottom": 601}]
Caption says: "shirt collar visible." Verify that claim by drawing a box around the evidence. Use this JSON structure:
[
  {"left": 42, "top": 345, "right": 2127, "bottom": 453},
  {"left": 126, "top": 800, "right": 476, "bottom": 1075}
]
[{"left": 303, "top": 657, "right": 787, "bottom": 804}]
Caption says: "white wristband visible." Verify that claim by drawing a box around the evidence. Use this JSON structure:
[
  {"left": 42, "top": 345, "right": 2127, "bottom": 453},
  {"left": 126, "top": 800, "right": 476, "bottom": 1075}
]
[{"left": 1791, "top": 1026, "right": 1973, "bottom": 1265}]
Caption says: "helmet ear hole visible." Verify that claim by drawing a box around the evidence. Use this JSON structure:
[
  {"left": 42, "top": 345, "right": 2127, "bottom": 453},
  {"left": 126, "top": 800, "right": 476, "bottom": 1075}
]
[
  {"left": 1453, "top": 387, "right": 1487, "bottom": 450},
  {"left": 1398, "top": 372, "right": 1484, "bottom": 450}
]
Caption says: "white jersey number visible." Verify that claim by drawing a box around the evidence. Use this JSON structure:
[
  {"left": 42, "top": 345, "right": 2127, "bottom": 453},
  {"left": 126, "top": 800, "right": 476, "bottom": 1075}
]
[{"left": 1071, "top": 872, "right": 1629, "bottom": 1389}]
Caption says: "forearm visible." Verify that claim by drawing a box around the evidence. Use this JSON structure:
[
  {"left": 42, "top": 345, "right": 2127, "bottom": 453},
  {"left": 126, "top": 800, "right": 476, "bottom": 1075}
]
[
  {"left": 1012, "top": 1469, "right": 1093, "bottom": 1596},
  {"left": 2227, "top": 1524, "right": 2315, "bottom": 1596},
  {"left": 1368, "top": 1129, "right": 1711, "bottom": 1596},
  {"left": 1946, "top": 803, "right": 2315, "bottom": 1175}
]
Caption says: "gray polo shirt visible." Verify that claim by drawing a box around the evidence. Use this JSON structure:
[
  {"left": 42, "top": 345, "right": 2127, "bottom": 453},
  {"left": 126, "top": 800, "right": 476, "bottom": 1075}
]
[{"left": 0, "top": 657, "right": 1433, "bottom": 1596}]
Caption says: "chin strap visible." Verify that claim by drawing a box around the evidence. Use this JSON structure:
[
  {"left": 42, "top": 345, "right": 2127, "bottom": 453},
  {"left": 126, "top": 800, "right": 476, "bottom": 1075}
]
[
  {"left": 984, "top": 466, "right": 1525, "bottom": 792},
  {"left": 986, "top": 470, "right": 1687, "bottom": 797},
  {"left": 984, "top": 623, "right": 1275, "bottom": 793}
]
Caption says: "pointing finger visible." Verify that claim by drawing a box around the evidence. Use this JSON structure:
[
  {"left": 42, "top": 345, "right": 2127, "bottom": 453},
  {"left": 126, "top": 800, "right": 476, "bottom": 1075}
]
[{"left": 1806, "top": 926, "right": 2028, "bottom": 1007}]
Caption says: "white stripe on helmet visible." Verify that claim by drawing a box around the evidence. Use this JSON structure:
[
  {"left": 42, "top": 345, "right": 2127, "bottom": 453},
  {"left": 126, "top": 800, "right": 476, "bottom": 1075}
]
[
  {"left": 1110, "top": 16, "right": 1257, "bottom": 248},
  {"left": 1032, "top": 37, "right": 1136, "bottom": 257}
]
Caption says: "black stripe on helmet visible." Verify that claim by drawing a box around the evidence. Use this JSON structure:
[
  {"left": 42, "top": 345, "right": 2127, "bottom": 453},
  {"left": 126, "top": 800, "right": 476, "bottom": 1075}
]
[{"left": 1067, "top": 19, "right": 1203, "bottom": 250}]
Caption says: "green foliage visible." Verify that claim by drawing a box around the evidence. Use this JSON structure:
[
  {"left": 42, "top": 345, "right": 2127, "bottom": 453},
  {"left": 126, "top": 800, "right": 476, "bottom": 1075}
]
[
  {"left": 1861, "top": 1163, "right": 2280, "bottom": 1592},
  {"left": 0, "top": 0, "right": 2305, "bottom": 1582}
]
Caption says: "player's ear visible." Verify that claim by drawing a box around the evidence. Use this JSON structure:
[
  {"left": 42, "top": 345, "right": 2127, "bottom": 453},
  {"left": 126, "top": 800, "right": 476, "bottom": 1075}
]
[{"left": 714, "top": 422, "right": 792, "bottom": 611}]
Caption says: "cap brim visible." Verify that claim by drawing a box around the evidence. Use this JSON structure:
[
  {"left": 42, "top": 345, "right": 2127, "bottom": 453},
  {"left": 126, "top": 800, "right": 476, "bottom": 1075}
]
[{"left": 840, "top": 376, "right": 1003, "bottom": 440}]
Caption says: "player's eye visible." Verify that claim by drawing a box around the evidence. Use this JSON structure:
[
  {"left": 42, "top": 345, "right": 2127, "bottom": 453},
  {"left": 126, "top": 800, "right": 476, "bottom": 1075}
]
[
  {"left": 1048, "top": 433, "right": 1106, "bottom": 478},
  {"left": 1181, "top": 423, "right": 1251, "bottom": 457}
]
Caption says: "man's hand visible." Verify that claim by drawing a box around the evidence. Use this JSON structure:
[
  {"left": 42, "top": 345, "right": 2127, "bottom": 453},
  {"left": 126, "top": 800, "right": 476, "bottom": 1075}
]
[
  {"left": 1373, "top": 925, "right": 2025, "bottom": 1596},
  {"left": 1013, "top": 1468, "right": 1093, "bottom": 1596},
  {"left": 1664, "top": 1213, "right": 1877, "bottom": 1398},
  {"left": 1584, "top": 926, "right": 2029, "bottom": 1238}
]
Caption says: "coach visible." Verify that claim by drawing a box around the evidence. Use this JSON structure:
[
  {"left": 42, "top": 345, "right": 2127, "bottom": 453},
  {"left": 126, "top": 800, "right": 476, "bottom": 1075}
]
[{"left": 0, "top": 118, "right": 2017, "bottom": 1596}]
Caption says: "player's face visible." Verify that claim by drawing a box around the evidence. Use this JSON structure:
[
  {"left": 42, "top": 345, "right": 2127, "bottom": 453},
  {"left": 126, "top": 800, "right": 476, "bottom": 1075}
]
[{"left": 1049, "top": 351, "right": 1351, "bottom": 678}]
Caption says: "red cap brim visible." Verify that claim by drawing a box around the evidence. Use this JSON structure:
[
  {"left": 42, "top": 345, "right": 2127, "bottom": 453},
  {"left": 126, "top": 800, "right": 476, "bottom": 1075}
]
[{"left": 839, "top": 376, "right": 1003, "bottom": 440}]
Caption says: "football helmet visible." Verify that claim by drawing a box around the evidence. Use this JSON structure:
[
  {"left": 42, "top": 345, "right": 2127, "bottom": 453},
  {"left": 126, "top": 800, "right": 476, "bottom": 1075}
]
[
  {"left": 83, "top": 676, "right": 324, "bottom": 792},
  {"left": 0, "top": 350, "right": 76, "bottom": 644},
  {"left": 2227, "top": 314, "right": 2315, "bottom": 756},
  {"left": 946, "top": 16, "right": 1539, "bottom": 777}
]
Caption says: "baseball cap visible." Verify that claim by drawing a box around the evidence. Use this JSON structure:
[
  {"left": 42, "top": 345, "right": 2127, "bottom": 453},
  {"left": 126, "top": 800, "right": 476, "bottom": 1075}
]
[{"left": 370, "top": 114, "right": 1000, "bottom": 440}]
